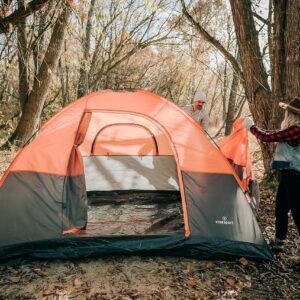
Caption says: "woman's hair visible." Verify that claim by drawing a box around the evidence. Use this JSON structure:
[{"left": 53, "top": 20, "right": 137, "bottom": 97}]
[{"left": 281, "top": 110, "right": 300, "bottom": 129}]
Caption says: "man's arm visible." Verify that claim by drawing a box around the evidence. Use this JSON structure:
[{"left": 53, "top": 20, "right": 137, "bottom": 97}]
[
  {"left": 182, "top": 105, "right": 191, "bottom": 115},
  {"left": 201, "top": 112, "right": 209, "bottom": 132}
]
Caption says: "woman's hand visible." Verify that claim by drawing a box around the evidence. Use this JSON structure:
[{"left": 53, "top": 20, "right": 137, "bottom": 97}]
[{"left": 243, "top": 117, "right": 254, "bottom": 130}]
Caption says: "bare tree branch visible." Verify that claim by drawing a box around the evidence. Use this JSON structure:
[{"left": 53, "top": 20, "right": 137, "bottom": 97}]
[
  {"left": 0, "top": 0, "right": 50, "bottom": 34},
  {"left": 252, "top": 11, "right": 272, "bottom": 25},
  {"left": 179, "top": 0, "right": 242, "bottom": 78}
]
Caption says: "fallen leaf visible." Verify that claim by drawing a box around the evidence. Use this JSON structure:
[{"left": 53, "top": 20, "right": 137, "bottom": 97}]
[
  {"left": 239, "top": 257, "right": 249, "bottom": 266},
  {"left": 236, "top": 281, "right": 244, "bottom": 289},
  {"left": 107, "top": 266, "right": 116, "bottom": 273},
  {"left": 206, "top": 262, "right": 216, "bottom": 269},
  {"left": 225, "top": 277, "right": 235, "bottom": 287},
  {"left": 66, "top": 286, "right": 77, "bottom": 293},
  {"left": 183, "top": 264, "right": 195, "bottom": 274},
  {"left": 194, "top": 291, "right": 204, "bottom": 298},
  {"left": 186, "top": 278, "right": 198, "bottom": 286},
  {"left": 74, "top": 277, "right": 83, "bottom": 287},
  {"left": 8, "top": 276, "right": 21, "bottom": 283}
]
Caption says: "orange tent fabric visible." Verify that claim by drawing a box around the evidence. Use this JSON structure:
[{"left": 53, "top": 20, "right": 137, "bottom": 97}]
[
  {"left": 218, "top": 118, "right": 254, "bottom": 191},
  {"left": 1, "top": 90, "right": 236, "bottom": 177}
]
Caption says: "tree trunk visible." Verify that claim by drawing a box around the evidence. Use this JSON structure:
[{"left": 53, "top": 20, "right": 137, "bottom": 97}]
[
  {"left": 32, "top": 1, "right": 56, "bottom": 76},
  {"left": 77, "top": 0, "right": 96, "bottom": 98},
  {"left": 285, "top": 0, "right": 300, "bottom": 98},
  {"left": 272, "top": 0, "right": 286, "bottom": 127},
  {"left": 229, "top": 0, "right": 275, "bottom": 172},
  {"left": 221, "top": 63, "right": 229, "bottom": 122},
  {"left": 224, "top": 72, "right": 239, "bottom": 136},
  {"left": 6, "top": 4, "right": 72, "bottom": 147},
  {"left": 17, "top": 0, "right": 29, "bottom": 110}
]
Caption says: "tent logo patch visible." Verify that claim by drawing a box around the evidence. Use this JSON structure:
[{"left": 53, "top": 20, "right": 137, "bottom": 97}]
[{"left": 216, "top": 216, "right": 234, "bottom": 225}]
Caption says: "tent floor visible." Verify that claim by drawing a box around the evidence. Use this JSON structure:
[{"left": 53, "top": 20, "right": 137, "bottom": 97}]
[{"left": 84, "top": 191, "right": 184, "bottom": 236}]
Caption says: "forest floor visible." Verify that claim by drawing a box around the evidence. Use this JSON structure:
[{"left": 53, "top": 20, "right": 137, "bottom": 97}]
[{"left": 0, "top": 149, "right": 299, "bottom": 300}]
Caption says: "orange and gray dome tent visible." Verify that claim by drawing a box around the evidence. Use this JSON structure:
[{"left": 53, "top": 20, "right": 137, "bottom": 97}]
[{"left": 0, "top": 90, "right": 273, "bottom": 262}]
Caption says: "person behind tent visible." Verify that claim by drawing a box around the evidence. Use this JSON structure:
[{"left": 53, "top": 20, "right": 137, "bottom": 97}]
[
  {"left": 243, "top": 97, "right": 300, "bottom": 252},
  {"left": 183, "top": 91, "right": 209, "bottom": 132}
]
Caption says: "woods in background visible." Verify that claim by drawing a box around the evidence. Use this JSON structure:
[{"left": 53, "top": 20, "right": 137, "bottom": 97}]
[{"left": 0, "top": 0, "right": 300, "bottom": 174}]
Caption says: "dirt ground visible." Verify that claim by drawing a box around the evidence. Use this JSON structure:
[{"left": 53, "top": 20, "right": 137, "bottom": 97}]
[{"left": 0, "top": 150, "right": 299, "bottom": 300}]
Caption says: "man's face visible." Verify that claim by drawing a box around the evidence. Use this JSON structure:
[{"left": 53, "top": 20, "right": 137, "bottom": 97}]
[{"left": 193, "top": 100, "right": 205, "bottom": 111}]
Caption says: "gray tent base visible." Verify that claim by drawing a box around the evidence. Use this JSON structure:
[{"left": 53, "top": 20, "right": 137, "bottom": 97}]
[
  {"left": 0, "top": 173, "right": 274, "bottom": 264},
  {"left": 0, "top": 235, "right": 274, "bottom": 265}
]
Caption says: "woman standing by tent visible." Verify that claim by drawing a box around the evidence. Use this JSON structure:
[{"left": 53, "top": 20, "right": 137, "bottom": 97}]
[{"left": 243, "top": 98, "right": 300, "bottom": 252}]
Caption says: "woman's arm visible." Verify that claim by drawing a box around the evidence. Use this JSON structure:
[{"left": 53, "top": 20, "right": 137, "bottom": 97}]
[{"left": 250, "top": 125, "right": 300, "bottom": 143}]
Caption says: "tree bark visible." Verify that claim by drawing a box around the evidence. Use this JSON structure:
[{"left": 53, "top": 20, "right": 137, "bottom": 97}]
[
  {"left": 7, "top": 3, "right": 72, "bottom": 146},
  {"left": 32, "top": 1, "right": 56, "bottom": 76},
  {"left": 225, "top": 72, "right": 239, "bottom": 136},
  {"left": 16, "top": 0, "right": 29, "bottom": 110},
  {"left": 229, "top": 0, "right": 276, "bottom": 172},
  {"left": 272, "top": 0, "right": 286, "bottom": 127},
  {"left": 77, "top": 0, "right": 96, "bottom": 98},
  {"left": 285, "top": 0, "right": 300, "bottom": 99}
]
